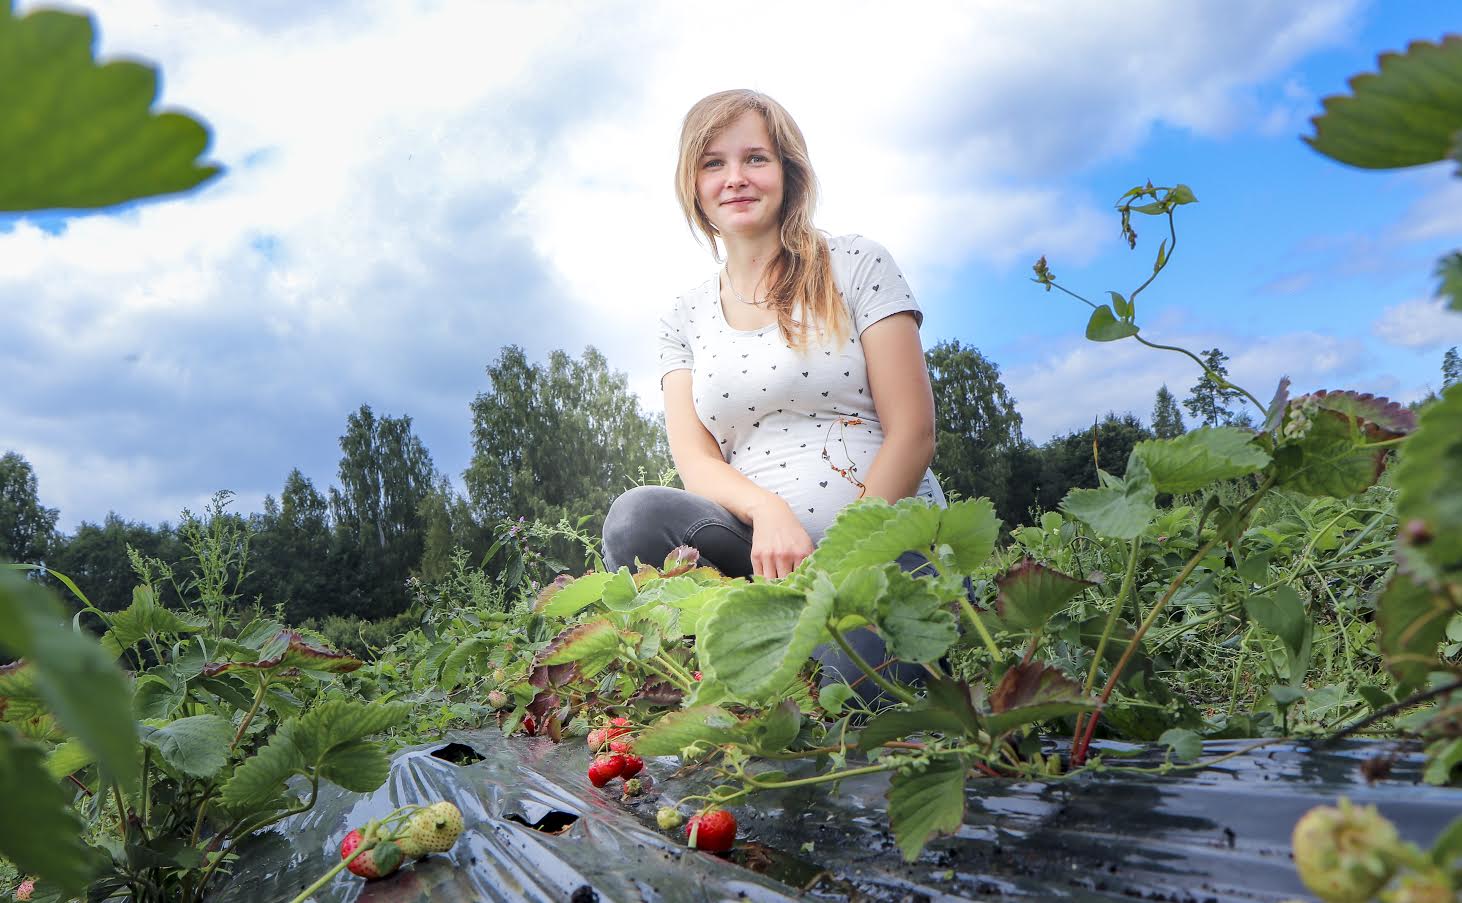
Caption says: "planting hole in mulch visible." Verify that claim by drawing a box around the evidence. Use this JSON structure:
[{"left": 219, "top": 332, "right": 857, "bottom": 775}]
[
  {"left": 506, "top": 809, "right": 580, "bottom": 835},
  {"left": 429, "top": 742, "right": 486, "bottom": 765}
]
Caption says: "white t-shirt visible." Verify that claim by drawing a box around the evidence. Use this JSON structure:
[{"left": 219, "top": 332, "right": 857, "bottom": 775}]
[{"left": 657, "top": 233, "right": 946, "bottom": 543}]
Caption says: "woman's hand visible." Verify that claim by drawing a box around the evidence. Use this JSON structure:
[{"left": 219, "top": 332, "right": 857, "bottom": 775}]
[{"left": 746, "top": 495, "right": 815, "bottom": 580}]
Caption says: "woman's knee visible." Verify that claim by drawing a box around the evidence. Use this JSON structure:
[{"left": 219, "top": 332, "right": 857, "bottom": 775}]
[{"left": 603, "top": 485, "right": 680, "bottom": 571}]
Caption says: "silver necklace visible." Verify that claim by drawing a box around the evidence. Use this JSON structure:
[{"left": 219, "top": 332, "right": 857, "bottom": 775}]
[{"left": 724, "top": 265, "right": 767, "bottom": 306}]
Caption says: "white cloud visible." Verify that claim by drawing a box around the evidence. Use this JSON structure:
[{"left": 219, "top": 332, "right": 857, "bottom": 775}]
[
  {"left": 1372, "top": 296, "right": 1462, "bottom": 349},
  {"left": 2, "top": 0, "right": 1367, "bottom": 529}
]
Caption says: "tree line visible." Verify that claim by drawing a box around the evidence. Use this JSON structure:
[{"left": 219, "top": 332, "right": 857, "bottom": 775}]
[{"left": 4, "top": 342, "right": 1457, "bottom": 624}]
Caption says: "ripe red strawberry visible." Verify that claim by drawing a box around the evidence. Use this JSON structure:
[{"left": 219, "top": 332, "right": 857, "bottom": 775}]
[
  {"left": 588, "top": 755, "right": 626, "bottom": 787},
  {"left": 618, "top": 754, "right": 644, "bottom": 778},
  {"left": 340, "top": 830, "right": 404, "bottom": 879},
  {"left": 685, "top": 809, "right": 737, "bottom": 852},
  {"left": 609, "top": 716, "right": 630, "bottom": 727}
]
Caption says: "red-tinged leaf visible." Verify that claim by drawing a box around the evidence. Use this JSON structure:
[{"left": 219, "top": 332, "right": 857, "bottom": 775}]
[
  {"left": 1307, "top": 389, "right": 1417, "bottom": 438},
  {"left": 536, "top": 618, "right": 621, "bottom": 667},
  {"left": 995, "top": 558, "right": 1096, "bottom": 632},
  {"left": 200, "top": 630, "right": 361, "bottom": 677},
  {"left": 533, "top": 573, "right": 577, "bottom": 612},
  {"left": 986, "top": 660, "right": 1094, "bottom": 736},
  {"left": 526, "top": 690, "right": 560, "bottom": 724},
  {"left": 629, "top": 680, "right": 684, "bottom": 707},
  {"left": 662, "top": 545, "right": 701, "bottom": 577}
]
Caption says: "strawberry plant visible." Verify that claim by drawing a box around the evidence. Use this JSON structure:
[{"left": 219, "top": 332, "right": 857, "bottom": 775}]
[{"left": 1, "top": 506, "right": 409, "bottom": 901}]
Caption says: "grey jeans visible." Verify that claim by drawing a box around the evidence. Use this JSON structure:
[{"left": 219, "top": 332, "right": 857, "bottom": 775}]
[{"left": 603, "top": 484, "right": 933, "bottom": 704}]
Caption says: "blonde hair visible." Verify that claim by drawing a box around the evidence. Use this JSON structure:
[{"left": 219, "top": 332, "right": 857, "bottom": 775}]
[{"left": 675, "top": 89, "right": 849, "bottom": 351}]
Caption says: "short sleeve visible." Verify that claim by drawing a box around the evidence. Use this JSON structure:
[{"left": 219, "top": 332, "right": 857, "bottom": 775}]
[
  {"left": 842, "top": 236, "right": 922, "bottom": 335},
  {"left": 657, "top": 297, "right": 693, "bottom": 385}
]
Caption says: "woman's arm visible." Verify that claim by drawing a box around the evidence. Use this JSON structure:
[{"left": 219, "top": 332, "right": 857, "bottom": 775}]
[
  {"left": 663, "top": 369, "right": 814, "bottom": 578},
  {"left": 857, "top": 311, "right": 937, "bottom": 502}
]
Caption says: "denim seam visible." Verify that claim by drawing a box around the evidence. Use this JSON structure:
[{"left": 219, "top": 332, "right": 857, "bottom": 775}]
[{"left": 684, "top": 516, "right": 751, "bottom": 546}]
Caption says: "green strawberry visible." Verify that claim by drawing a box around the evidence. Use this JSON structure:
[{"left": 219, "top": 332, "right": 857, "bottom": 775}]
[{"left": 406, "top": 801, "right": 465, "bottom": 855}]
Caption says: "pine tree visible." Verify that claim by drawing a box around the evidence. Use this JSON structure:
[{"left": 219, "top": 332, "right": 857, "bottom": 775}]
[
  {"left": 1183, "top": 348, "right": 1243, "bottom": 428},
  {"left": 1444, "top": 345, "right": 1461, "bottom": 388},
  {"left": 1151, "top": 385, "right": 1186, "bottom": 438}
]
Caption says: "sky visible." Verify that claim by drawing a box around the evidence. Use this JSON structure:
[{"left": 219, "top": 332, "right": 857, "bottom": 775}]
[{"left": 3, "top": 0, "right": 1460, "bottom": 533}]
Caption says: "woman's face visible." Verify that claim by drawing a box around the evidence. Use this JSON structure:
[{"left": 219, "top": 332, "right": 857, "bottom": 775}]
[{"left": 695, "top": 110, "right": 785, "bottom": 240}]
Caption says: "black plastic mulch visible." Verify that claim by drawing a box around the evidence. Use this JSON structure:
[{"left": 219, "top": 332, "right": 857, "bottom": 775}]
[{"left": 213, "top": 732, "right": 1458, "bottom": 902}]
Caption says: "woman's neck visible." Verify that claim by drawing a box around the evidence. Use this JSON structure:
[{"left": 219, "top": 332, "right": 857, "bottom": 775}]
[{"left": 722, "top": 232, "right": 782, "bottom": 301}]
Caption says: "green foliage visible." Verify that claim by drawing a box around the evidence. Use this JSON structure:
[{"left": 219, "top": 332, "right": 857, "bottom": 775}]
[
  {"left": 1183, "top": 348, "right": 1244, "bottom": 428},
  {"left": 466, "top": 345, "right": 672, "bottom": 540},
  {"left": 0, "top": 4, "right": 219, "bottom": 211},
  {"left": 886, "top": 755, "right": 968, "bottom": 862},
  {"left": 0, "top": 451, "right": 58, "bottom": 565},
  {"left": 1151, "top": 385, "right": 1186, "bottom": 439},
  {"left": 0, "top": 725, "right": 96, "bottom": 895},
  {"left": 1304, "top": 35, "right": 1462, "bottom": 172},
  {"left": 1133, "top": 427, "right": 1271, "bottom": 495},
  {"left": 1060, "top": 456, "right": 1158, "bottom": 540},
  {"left": 924, "top": 340, "right": 1027, "bottom": 525}
]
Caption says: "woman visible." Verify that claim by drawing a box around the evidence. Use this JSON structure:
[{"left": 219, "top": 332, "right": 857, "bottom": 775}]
[{"left": 602, "top": 89, "right": 945, "bottom": 692}]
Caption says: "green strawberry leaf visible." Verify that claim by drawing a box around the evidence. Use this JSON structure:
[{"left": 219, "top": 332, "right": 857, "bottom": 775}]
[
  {"left": 1305, "top": 35, "right": 1462, "bottom": 171},
  {"left": 876, "top": 566, "right": 957, "bottom": 663},
  {"left": 0, "top": 725, "right": 98, "bottom": 894},
  {"left": 934, "top": 498, "right": 1002, "bottom": 571},
  {"left": 699, "top": 582, "right": 832, "bottom": 703},
  {"left": 858, "top": 706, "right": 967, "bottom": 751},
  {"left": 1059, "top": 457, "right": 1158, "bottom": 539},
  {"left": 629, "top": 705, "right": 742, "bottom": 756},
  {"left": 219, "top": 699, "right": 407, "bottom": 814},
  {"left": 887, "top": 754, "right": 968, "bottom": 862},
  {"left": 0, "top": 567, "right": 140, "bottom": 798},
  {"left": 535, "top": 571, "right": 614, "bottom": 617},
  {"left": 99, "top": 585, "right": 208, "bottom": 659},
  {"left": 140, "top": 714, "right": 233, "bottom": 780},
  {"left": 796, "top": 497, "right": 941, "bottom": 584},
  {"left": 1132, "top": 427, "right": 1271, "bottom": 495},
  {"left": 0, "top": 4, "right": 220, "bottom": 212},
  {"left": 1273, "top": 408, "right": 1388, "bottom": 498},
  {"left": 538, "top": 618, "right": 622, "bottom": 667},
  {"left": 1393, "top": 383, "right": 1462, "bottom": 578},
  {"left": 1376, "top": 570, "right": 1453, "bottom": 694}
]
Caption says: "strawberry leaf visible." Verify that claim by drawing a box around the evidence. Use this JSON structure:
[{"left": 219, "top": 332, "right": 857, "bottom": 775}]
[
  {"left": 99, "top": 585, "right": 207, "bottom": 659},
  {"left": 1305, "top": 35, "right": 1462, "bottom": 171},
  {"left": 1394, "top": 383, "right": 1462, "bottom": 578},
  {"left": 995, "top": 559, "right": 1096, "bottom": 632},
  {"left": 0, "top": 567, "right": 140, "bottom": 798},
  {"left": 934, "top": 498, "right": 1001, "bottom": 572},
  {"left": 1059, "top": 457, "right": 1158, "bottom": 539},
  {"left": 1377, "top": 570, "right": 1453, "bottom": 694},
  {"left": 535, "top": 571, "right": 614, "bottom": 618},
  {"left": 629, "top": 704, "right": 742, "bottom": 756},
  {"left": 699, "top": 582, "right": 832, "bottom": 703},
  {"left": 0, "top": 5, "right": 220, "bottom": 212},
  {"left": 1273, "top": 408, "right": 1388, "bottom": 498},
  {"left": 887, "top": 754, "right": 968, "bottom": 862},
  {"left": 1308, "top": 389, "right": 1418, "bottom": 438},
  {"left": 985, "top": 660, "right": 1093, "bottom": 735},
  {"left": 0, "top": 725, "right": 98, "bottom": 894},
  {"left": 140, "top": 714, "right": 233, "bottom": 780},
  {"left": 200, "top": 630, "right": 361, "bottom": 678},
  {"left": 538, "top": 618, "right": 622, "bottom": 667},
  {"left": 1132, "top": 427, "right": 1271, "bottom": 495},
  {"left": 1085, "top": 304, "right": 1140, "bottom": 342},
  {"left": 876, "top": 566, "right": 957, "bottom": 663},
  {"left": 795, "top": 497, "right": 941, "bottom": 585}
]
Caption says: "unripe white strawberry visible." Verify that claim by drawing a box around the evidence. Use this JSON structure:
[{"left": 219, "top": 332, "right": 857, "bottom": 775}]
[
  {"left": 1292, "top": 798, "right": 1402, "bottom": 903},
  {"left": 405, "top": 801, "right": 464, "bottom": 855},
  {"left": 14, "top": 878, "right": 35, "bottom": 901}
]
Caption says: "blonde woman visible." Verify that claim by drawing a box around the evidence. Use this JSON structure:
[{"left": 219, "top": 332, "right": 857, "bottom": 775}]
[{"left": 602, "top": 89, "right": 946, "bottom": 696}]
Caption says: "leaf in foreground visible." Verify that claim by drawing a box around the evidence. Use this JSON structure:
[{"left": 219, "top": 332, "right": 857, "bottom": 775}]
[
  {"left": 1132, "top": 427, "right": 1270, "bottom": 495},
  {"left": 0, "top": 568, "right": 140, "bottom": 797},
  {"left": 0, "top": 725, "right": 96, "bottom": 894},
  {"left": 699, "top": 582, "right": 832, "bottom": 703},
  {"left": 0, "top": 4, "right": 220, "bottom": 211},
  {"left": 887, "top": 754, "right": 968, "bottom": 862}
]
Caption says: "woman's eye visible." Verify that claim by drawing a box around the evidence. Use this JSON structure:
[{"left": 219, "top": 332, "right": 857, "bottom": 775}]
[
  {"left": 749, "top": 154, "right": 767, "bottom": 163},
  {"left": 703, "top": 159, "right": 722, "bottom": 169}
]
